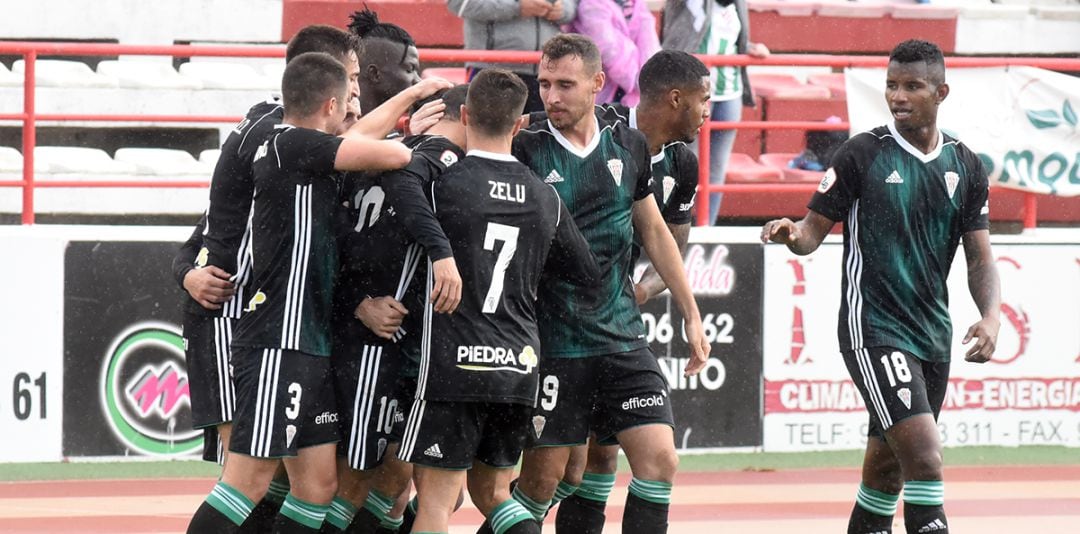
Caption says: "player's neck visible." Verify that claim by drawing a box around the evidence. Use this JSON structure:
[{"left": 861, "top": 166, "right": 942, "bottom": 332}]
[
  {"left": 426, "top": 122, "right": 465, "bottom": 149},
  {"left": 894, "top": 122, "right": 940, "bottom": 154},
  {"left": 467, "top": 130, "right": 513, "bottom": 155},
  {"left": 557, "top": 113, "right": 598, "bottom": 150},
  {"left": 282, "top": 114, "right": 331, "bottom": 134},
  {"left": 633, "top": 104, "right": 667, "bottom": 156}
]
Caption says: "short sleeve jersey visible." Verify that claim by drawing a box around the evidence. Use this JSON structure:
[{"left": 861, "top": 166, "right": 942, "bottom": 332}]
[
  {"left": 512, "top": 116, "right": 653, "bottom": 358},
  {"left": 200, "top": 98, "right": 284, "bottom": 319},
  {"left": 416, "top": 152, "right": 573, "bottom": 405},
  {"left": 334, "top": 135, "right": 464, "bottom": 346},
  {"left": 232, "top": 125, "right": 344, "bottom": 357},
  {"left": 808, "top": 124, "right": 990, "bottom": 362}
]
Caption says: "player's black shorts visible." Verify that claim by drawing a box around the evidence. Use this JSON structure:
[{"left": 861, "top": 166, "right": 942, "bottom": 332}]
[
  {"left": 229, "top": 348, "right": 339, "bottom": 458},
  {"left": 182, "top": 313, "right": 236, "bottom": 429},
  {"left": 201, "top": 426, "right": 223, "bottom": 464},
  {"left": 527, "top": 347, "right": 673, "bottom": 448},
  {"left": 398, "top": 399, "right": 531, "bottom": 470},
  {"left": 842, "top": 347, "right": 950, "bottom": 438},
  {"left": 332, "top": 342, "right": 410, "bottom": 470}
]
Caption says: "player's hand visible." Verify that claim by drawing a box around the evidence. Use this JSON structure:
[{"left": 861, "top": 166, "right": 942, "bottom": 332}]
[
  {"left": 544, "top": 0, "right": 564, "bottom": 21},
  {"left": 760, "top": 218, "right": 798, "bottom": 245},
  {"left": 682, "top": 315, "right": 711, "bottom": 376},
  {"left": 409, "top": 77, "right": 454, "bottom": 102},
  {"left": 430, "top": 257, "right": 462, "bottom": 314},
  {"left": 183, "top": 266, "right": 234, "bottom": 310},
  {"left": 409, "top": 98, "right": 446, "bottom": 135},
  {"left": 354, "top": 296, "right": 408, "bottom": 339},
  {"left": 520, "top": 0, "right": 551, "bottom": 18},
  {"left": 962, "top": 316, "right": 1000, "bottom": 363},
  {"left": 748, "top": 42, "right": 771, "bottom": 59}
]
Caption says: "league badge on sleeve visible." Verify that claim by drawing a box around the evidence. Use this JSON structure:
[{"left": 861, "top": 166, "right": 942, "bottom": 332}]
[
  {"left": 607, "top": 159, "right": 623, "bottom": 186},
  {"left": 440, "top": 150, "right": 459, "bottom": 168},
  {"left": 818, "top": 168, "right": 837, "bottom": 193}
]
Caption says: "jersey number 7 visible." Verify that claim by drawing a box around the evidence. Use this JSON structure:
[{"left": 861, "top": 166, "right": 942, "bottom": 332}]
[{"left": 482, "top": 222, "right": 520, "bottom": 314}]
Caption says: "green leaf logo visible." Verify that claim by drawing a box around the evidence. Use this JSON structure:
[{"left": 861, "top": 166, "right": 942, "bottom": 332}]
[
  {"left": 1026, "top": 109, "right": 1061, "bottom": 129},
  {"left": 1063, "top": 100, "right": 1077, "bottom": 127}
]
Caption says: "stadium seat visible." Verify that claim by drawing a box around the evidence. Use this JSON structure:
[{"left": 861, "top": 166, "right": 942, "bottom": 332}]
[
  {"left": 891, "top": 4, "right": 962, "bottom": 20},
  {"left": 0, "top": 62, "right": 20, "bottom": 87},
  {"left": 12, "top": 59, "right": 118, "bottom": 88},
  {"left": 725, "top": 153, "right": 783, "bottom": 182},
  {"left": 199, "top": 149, "right": 222, "bottom": 172},
  {"left": 747, "top": 73, "right": 831, "bottom": 99},
  {"left": 0, "top": 147, "right": 49, "bottom": 173},
  {"left": 759, "top": 153, "right": 825, "bottom": 182},
  {"left": 34, "top": 147, "right": 137, "bottom": 176},
  {"left": 747, "top": 0, "right": 816, "bottom": 17},
  {"left": 178, "top": 62, "right": 274, "bottom": 91},
  {"left": 807, "top": 73, "right": 846, "bottom": 98},
  {"left": 422, "top": 68, "right": 468, "bottom": 85},
  {"left": 815, "top": 2, "right": 893, "bottom": 18},
  {"left": 261, "top": 63, "right": 286, "bottom": 86},
  {"left": 114, "top": 148, "right": 207, "bottom": 175},
  {"left": 96, "top": 60, "right": 203, "bottom": 90}
]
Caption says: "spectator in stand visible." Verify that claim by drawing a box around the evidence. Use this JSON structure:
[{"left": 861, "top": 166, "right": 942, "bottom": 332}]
[
  {"left": 448, "top": 0, "right": 577, "bottom": 113},
  {"left": 566, "top": 0, "right": 660, "bottom": 106},
  {"left": 663, "top": 0, "right": 769, "bottom": 224}
]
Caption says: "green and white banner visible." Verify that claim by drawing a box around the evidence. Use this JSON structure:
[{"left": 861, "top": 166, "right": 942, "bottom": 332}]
[{"left": 846, "top": 66, "right": 1080, "bottom": 197}]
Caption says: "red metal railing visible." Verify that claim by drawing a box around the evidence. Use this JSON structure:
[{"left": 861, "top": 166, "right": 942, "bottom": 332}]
[{"left": 1, "top": 42, "right": 1077, "bottom": 226}]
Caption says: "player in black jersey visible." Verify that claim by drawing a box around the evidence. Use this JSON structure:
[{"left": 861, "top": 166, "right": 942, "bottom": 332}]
[
  {"left": 544, "top": 50, "right": 711, "bottom": 533},
  {"left": 323, "top": 85, "right": 469, "bottom": 534},
  {"left": 185, "top": 52, "right": 428, "bottom": 534},
  {"left": 398, "top": 68, "right": 599, "bottom": 534},
  {"left": 349, "top": 8, "right": 421, "bottom": 120},
  {"left": 500, "top": 34, "right": 709, "bottom": 534},
  {"left": 762, "top": 40, "right": 1001, "bottom": 534}
]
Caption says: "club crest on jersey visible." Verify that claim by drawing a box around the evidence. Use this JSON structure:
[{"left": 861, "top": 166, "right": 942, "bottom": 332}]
[
  {"left": 944, "top": 171, "right": 960, "bottom": 199},
  {"left": 607, "top": 159, "right": 624, "bottom": 186},
  {"left": 662, "top": 175, "right": 676, "bottom": 204},
  {"left": 195, "top": 246, "right": 209, "bottom": 268},
  {"left": 818, "top": 168, "right": 837, "bottom": 193},
  {"left": 456, "top": 344, "right": 538, "bottom": 374},
  {"left": 245, "top": 290, "right": 266, "bottom": 312},
  {"left": 440, "top": 150, "right": 459, "bottom": 167},
  {"left": 532, "top": 415, "right": 547, "bottom": 439},
  {"left": 897, "top": 388, "right": 912, "bottom": 410}
]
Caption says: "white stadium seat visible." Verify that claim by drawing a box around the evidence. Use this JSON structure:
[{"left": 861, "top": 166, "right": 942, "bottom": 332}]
[
  {"left": 97, "top": 60, "right": 204, "bottom": 90},
  {"left": 178, "top": 61, "right": 275, "bottom": 90},
  {"left": 0, "top": 147, "right": 50, "bottom": 173},
  {"left": 34, "top": 146, "right": 137, "bottom": 175},
  {"left": 261, "top": 63, "right": 285, "bottom": 88},
  {"left": 12, "top": 59, "right": 118, "bottom": 88},
  {"left": 114, "top": 147, "right": 207, "bottom": 175},
  {"left": 0, "top": 62, "right": 21, "bottom": 87},
  {"left": 199, "top": 149, "right": 222, "bottom": 172}
]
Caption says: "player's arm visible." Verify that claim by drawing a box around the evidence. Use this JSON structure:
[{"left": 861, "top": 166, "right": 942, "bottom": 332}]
[
  {"left": 633, "top": 197, "right": 711, "bottom": 375},
  {"left": 334, "top": 134, "right": 412, "bottom": 172},
  {"left": 346, "top": 78, "right": 453, "bottom": 139},
  {"left": 759, "top": 210, "right": 835, "bottom": 255},
  {"left": 544, "top": 199, "right": 601, "bottom": 286},
  {"left": 960, "top": 229, "right": 1001, "bottom": 363},
  {"left": 172, "top": 215, "right": 204, "bottom": 290},
  {"left": 635, "top": 221, "right": 690, "bottom": 304},
  {"left": 175, "top": 215, "right": 235, "bottom": 310}
]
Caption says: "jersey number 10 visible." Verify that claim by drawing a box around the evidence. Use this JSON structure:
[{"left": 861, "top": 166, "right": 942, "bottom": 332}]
[{"left": 482, "top": 222, "right": 520, "bottom": 314}]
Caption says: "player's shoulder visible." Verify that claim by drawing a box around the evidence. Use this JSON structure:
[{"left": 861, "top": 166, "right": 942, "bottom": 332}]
[
  {"left": 597, "top": 104, "right": 631, "bottom": 125},
  {"left": 229, "top": 98, "right": 284, "bottom": 152},
  {"left": 941, "top": 131, "right": 982, "bottom": 164},
  {"left": 606, "top": 116, "right": 648, "bottom": 150},
  {"left": 408, "top": 134, "right": 465, "bottom": 165},
  {"left": 831, "top": 126, "right": 888, "bottom": 162},
  {"left": 665, "top": 141, "right": 698, "bottom": 167}
]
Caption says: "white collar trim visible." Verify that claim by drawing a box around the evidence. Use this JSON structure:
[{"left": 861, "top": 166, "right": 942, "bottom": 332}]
[
  {"left": 887, "top": 122, "right": 943, "bottom": 163},
  {"left": 547, "top": 115, "right": 603, "bottom": 159},
  {"left": 467, "top": 149, "right": 517, "bottom": 162}
]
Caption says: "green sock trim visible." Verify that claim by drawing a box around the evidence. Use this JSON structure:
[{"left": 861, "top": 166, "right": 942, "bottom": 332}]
[
  {"left": 325, "top": 496, "right": 358, "bottom": 530},
  {"left": 206, "top": 481, "right": 255, "bottom": 526},
  {"left": 904, "top": 480, "right": 945, "bottom": 506},
  {"left": 511, "top": 486, "right": 550, "bottom": 521},
  {"left": 551, "top": 480, "right": 579, "bottom": 505},
  {"left": 576, "top": 472, "right": 616, "bottom": 503},
  {"left": 280, "top": 493, "right": 328, "bottom": 529},
  {"left": 363, "top": 489, "right": 395, "bottom": 520},
  {"left": 379, "top": 514, "right": 404, "bottom": 529},
  {"left": 628, "top": 477, "right": 672, "bottom": 505},
  {"left": 855, "top": 483, "right": 899, "bottom": 516},
  {"left": 490, "top": 499, "right": 535, "bottom": 534},
  {"left": 266, "top": 479, "right": 290, "bottom": 504}
]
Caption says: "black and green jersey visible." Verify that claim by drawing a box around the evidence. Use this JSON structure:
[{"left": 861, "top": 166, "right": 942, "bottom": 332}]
[
  {"left": 512, "top": 115, "right": 653, "bottom": 358},
  {"left": 808, "top": 124, "right": 990, "bottom": 362},
  {"left": 232, "top": 125, "right": 344, "bottom": 357}
]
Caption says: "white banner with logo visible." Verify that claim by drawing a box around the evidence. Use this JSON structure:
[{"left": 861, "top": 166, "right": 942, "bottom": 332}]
[
  {"left": 846, "top": 66, "right": 1080, "bottom": 197},
  {"left": 762, "top": 241, "right": 1080, "bottom": 451}
]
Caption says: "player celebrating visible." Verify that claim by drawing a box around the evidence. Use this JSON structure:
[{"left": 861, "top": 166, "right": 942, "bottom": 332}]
[
  {"left": 348, "top": 8, "right": 421, "bottom": 119},
  {"left": 185, "top": 52, "right": 425, "bottom": 533},
  {"left": 504, "top": 34, "right": 710, "bottom": 534},
  {"left": 398, "top": 67, "right": 599, "bottom": 534},
  {"left": 761, "top": 39, "right": 1000, "bottom": 534},
  {"left": 324, "top": 85, "right": 469, "bottom": 534}
]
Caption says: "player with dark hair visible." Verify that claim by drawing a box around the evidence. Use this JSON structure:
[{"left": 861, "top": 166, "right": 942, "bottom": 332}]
[
  {"left": 762, "top": 39, "right": 1000, "bottom": 534},
  {"left": 185, "top": 51, "right": 428, "bottom": 534},
  {"left": 348, "top": 8, "right": 421, "bottom": 117},
  {"left": 323, "top": 84, "right": 470, "bottom": 534},
  {"left": 532, "top": 48, "right": 711, "bottom": 533},
  {"left": 497, "top": 33, "right": 709, "bottom": 534},
  {"left": 399, "top": 67, "right": 599, "bottom": 534}
]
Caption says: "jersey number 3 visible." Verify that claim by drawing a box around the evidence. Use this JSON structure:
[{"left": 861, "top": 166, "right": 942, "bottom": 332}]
[{"left": 482, "top": 222, "right": 520, "bottom": 314}]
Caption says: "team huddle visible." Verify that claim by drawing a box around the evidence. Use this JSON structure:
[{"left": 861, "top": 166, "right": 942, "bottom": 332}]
[
  {"left": 173, "top": 9, "right": 1002, "bottom": 534},
  {"left": 175, "top": 11, "right": 711, "bottom": 534}
]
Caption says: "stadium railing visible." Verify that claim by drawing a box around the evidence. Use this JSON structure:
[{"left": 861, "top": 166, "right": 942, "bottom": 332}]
[{"left": 1, "top": 42, "right": 1077, "bottom": 227}]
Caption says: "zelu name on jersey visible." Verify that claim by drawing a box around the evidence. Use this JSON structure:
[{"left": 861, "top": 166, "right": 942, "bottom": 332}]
[
  {"left": 456, "top": 345, "right": 539, "bottom": 375},
  {"left": 489, "top": 181, "right": 525, "bottom": 203}
]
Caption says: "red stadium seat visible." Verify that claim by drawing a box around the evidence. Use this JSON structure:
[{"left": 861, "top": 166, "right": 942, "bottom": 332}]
[
  {"left": 726, "top": 153, "right": 783, "bottom": 183},
  {"left": 748, "top": 73, "right": 831, "bottom": 99},
  {"left": 807, "top": 73, "right": 846, "bottom": 98},
  {"left": 759, "top": 153, "right": 824, "bottom": 182}
]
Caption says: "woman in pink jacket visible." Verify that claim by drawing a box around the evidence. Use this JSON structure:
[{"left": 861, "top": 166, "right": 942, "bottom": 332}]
[{"left": 566, "top": 0, "right": 661, "bottom": 106}]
